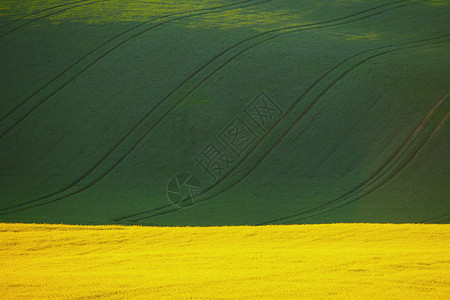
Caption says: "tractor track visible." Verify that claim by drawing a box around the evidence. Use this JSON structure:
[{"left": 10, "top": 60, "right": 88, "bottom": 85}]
[
  {"left": 125, "top": 36, "right": 449, "bottom": 223},
  {"left": 267, "top": 91, "right": 450, "bottom": 225},
  {"left": 0, "top": 0, "right": 270, "bottom": 132},
  {"left": 0, "top": 0, "right": 430, "bottom": 217}
]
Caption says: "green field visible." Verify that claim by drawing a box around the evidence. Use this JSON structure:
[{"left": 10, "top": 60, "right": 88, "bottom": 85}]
[{"left": 0, "top": 0, "right": 449, "bottom": 225}]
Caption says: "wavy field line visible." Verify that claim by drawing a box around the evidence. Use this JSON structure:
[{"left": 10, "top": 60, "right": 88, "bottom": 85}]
[
  {"left": 307, "top": 90, "right": 449, "bottom": 210},
  {"left": 127, "top": 35, "right": 448, "bottom": 223},
  {"left": 282, "top": 109, "right": 449, "bottom": 225},
  {"left": 0, "top": 0, "right": 272, "bottom": 213},
  {"left": 276, "top": 91, "right": 449, "bottom": 224},
  {"left": 0, "top": 0, "right": 405, "bottom": 133},
  {"left": 0, "top": 0, "right": 267, "bottom": 132},
  {"left": 129, "top": 36, "right": 449, "bottom": 223},
  {"left": 109, "top": 0, "right": 420, "bottom": 223},
  {"left": 268, "top": 91, "right": 450, "bottom": 225},
  {"left": 0, "top": 0, "right": 112, "bottom": 38},
  {"left": 109, "top": 1, "right": 437, "bottom": 223},
  {"left": 197, "top": 43, "right": 450, "bottom": 226},
  {"left": 429, "top": 111, "right": 449, "bottom": 138},
  {"left": 0, "top": 0, "right": 422, "bottom": 216},
  {"left": 101, "top": 1, "right": 424, "bottom": 223}
]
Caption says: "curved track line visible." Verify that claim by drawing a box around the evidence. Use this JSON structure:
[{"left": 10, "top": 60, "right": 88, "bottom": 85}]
[
  {"left": 0, "top": 0, "right": 271, "bottom": 212},
  {"left": 127, "top": 110, "right": 324, "bottom": 222},
  {"left": 268, "top": 90, "right": 449, "bottom": 224},
  {"left": 0, "top": 0, "right": 99, "bottom": 28},
  {"left": 0, "top": 0, "right": 404, "bottom": 133},
  {"left": 348, "top": 93, "right": 449, "bottom": 194},
  {"left": 0, "top": 0, "right": 112, "bottom": 38},
  {"left": 107, "top": 1, "right": 421, "bottom": 222},
  {"left": 283, "top": 108, "right": 449, "bottom": 225},
  {"left": 0, "top": 0, "right": 267, "bottom": 132},
  {"left": 279, "top": 90, "right": 449, "bottom": 224},
  {"left": 113, "top": 0, "right": 409, "bottom": 221},
  {"left": 0, "top": 0, "right": 420, "bottom": 216},
  {"left": 201, "top": 44, "right": 449, "bottom": 225},
  {"left": 112, "top": 2, "right": 439, "bottom": 223},
  {"left": 131, "top": 37, "right": 449, "bottom": 223},
  {"left": 429, "top": 111, "right": 449, "bottom": 138}
]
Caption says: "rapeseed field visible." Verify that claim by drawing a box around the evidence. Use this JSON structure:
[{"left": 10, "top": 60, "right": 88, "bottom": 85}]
[{"left": 1, "top": 223, "right": 448, "bottom": 299}]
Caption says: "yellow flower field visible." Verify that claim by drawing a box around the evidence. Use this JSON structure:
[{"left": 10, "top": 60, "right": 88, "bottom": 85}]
[{"left": 1, "top": 223, "right": 449, "bottom": 299}]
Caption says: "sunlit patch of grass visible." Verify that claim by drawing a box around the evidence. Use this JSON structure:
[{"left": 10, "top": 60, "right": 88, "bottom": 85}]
[
  {"left": 183, "top": 7, "right": 308, "bottom": 31},
  {"left": 328, "top": 29, "right": 381, "bottom": 41},
  {"left": 0, "top": 0, "right": 226, "bottom": 23},
  {"left": 0, "top": 0, "right": 309, "bottom": 31},
  {"left": 427, "top": 0, "right": 450, "bottom": 6},
  {"left": 0, "top": 0, "right": 63, "bottom": 16},
  {"left": 0, "top": 223, "right": 449, "bottom": 299},
  {"left": 344, "top": 31, "right": 380, "bottom": 40},
  {"left": 3, "top": 0, "right": 447, "bottom": 31},
  {"left": 47, "top": 0, "right": 229, "bottom": 24}
]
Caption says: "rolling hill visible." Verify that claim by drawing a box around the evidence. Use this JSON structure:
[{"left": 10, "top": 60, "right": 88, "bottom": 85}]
[{"left": 0, "top": 0, "right": 449, "bottom": 225}]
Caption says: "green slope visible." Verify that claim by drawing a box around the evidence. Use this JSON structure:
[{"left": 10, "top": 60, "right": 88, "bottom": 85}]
[{"left": 0, "top": 0, "right": 449, "bottom": 225}]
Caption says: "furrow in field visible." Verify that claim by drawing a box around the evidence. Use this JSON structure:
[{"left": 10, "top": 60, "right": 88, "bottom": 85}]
[
  {"left": 0, "top": 0, "right": 426, "bottom": 217},
  {"left": 128, "top": 35, "right": 449, "bottom": 224},
  {"left": 270, "top": 91, "right": 449, "bottom": 224},
  {"left": 0, "top": 0, "right": 269, "bottom": 132}
]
